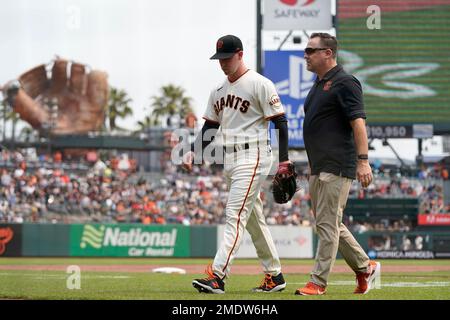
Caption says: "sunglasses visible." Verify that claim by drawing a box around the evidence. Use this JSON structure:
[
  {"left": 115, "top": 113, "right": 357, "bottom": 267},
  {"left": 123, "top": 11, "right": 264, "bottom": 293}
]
[{"left": 304, "top": 47, "right": 330, "bottom": 55}]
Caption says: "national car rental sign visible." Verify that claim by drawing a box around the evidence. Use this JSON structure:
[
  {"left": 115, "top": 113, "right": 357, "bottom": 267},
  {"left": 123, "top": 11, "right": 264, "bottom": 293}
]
[{"left": 263, "top": 0, "right": 332, "bottom": 30}]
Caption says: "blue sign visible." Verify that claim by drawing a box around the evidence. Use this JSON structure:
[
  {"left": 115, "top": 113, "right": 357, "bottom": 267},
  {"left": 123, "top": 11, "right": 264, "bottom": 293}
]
[
  {"left": 264, "top": 51, "right": 315, "bottom": 148},
  {"left": 368, "top": 250, "right": 377, "bottom": 259}
]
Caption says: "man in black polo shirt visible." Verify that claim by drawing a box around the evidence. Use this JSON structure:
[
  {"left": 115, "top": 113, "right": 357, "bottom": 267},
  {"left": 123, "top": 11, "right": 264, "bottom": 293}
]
[{"left": 295, "top": 33, "right": 381, "bottom": 296}]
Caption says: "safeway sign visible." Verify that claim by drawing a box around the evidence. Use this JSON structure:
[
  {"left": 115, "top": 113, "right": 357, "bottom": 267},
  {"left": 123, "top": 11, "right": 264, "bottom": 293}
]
[{"left": 263, "top": 0, "right": 332, "bottom": 30}]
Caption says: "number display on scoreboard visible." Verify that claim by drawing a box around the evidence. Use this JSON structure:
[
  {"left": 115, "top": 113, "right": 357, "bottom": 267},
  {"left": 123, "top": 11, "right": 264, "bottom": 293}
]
[{"left": 366, "top": 125, "right": 412, "bottom": 139}]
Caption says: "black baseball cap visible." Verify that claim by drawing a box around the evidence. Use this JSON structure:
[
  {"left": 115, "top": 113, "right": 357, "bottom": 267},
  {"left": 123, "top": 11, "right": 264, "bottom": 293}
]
[{"left": 210, "top": 35, "right": 243, "bottom": 60}]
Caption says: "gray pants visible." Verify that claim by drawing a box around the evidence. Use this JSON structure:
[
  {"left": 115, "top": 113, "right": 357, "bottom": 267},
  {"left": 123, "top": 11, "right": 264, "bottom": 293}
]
[{"left": 309, "top": 172, "right": 369, "bottom": 287}]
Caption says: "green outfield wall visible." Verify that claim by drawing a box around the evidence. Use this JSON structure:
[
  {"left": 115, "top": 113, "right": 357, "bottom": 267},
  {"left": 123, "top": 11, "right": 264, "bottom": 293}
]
[
  {"left": 190, "top": 225, "right": 217, "bottom": 257},
  {"left": 22, "top": 223, "right": 70, "bottom": 256},
  {"left": 1, "top": 223, "right": 449, "bottom": 259}
]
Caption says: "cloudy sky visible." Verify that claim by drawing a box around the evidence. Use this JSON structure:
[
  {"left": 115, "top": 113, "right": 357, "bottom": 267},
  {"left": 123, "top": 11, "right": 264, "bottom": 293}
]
[{"left": 0, "top": 0, "right": 444, "bottom": 160}]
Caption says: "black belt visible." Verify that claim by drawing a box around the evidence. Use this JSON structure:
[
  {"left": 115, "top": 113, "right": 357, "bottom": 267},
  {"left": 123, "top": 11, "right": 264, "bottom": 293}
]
[
  {"left": 222, "top": 140, "right": 270, "bottom": 154},
  {"left": 223, "top": 143, "right": 250, "bottom": 154}
]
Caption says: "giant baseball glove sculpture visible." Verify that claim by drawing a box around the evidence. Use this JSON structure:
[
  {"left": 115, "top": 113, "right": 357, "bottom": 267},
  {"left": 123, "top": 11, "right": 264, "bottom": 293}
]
[
  {"left": 2, "top": 58, "right": 108, "bottom": 134},
  {"left": 272, "top": 162, "right": 298, "bottom": 204}
]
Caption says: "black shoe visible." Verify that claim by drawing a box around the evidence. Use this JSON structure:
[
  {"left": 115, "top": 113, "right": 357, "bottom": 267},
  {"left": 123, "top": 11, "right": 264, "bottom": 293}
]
[
  {"left": 192, "top": 265, "right": 225, "bottom": 294},
  {"left": 252, "top": 272, "right": 286, "bottom": 292}
]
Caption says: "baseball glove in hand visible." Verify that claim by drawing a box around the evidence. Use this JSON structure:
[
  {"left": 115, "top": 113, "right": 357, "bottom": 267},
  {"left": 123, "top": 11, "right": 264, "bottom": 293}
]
[
  {"left": 272, "top": 162, "right": 298, "bottom": 204},
  {"left": 2, "top": 58, "right": 108, "bottom": 134}
]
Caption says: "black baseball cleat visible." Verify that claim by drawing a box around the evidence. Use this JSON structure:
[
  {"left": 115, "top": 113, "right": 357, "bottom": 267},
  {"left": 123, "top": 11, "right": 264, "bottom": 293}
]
[
  {"left": 192, "top": 265, "right": 225, "bottom": 294},
  {"left": 252, "top": 272, "right": 286, "bottom": 292}
]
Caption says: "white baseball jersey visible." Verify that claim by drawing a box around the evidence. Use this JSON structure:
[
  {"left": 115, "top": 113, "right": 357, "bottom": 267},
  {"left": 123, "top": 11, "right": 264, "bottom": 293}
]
[
  {"left": 196, "top": 70, "right": 284, "bottom": 281},
  {"left": 203, "top": 69, "right": 285, "bottom": 147}
]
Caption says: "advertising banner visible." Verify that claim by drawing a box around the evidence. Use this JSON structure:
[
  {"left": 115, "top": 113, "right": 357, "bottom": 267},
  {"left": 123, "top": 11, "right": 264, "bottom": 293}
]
[
  {"left": 70, "top": 224, "right": 190, "bottom": 257},
  {"left": 418, "top": 214, "right": 450, "bottom": 226},
  {"left": 368, "top": 250, "right": 435, "bottom": 259},
  {"left": 0, "top": 223, "right": 22, "bottom": 257},
  {"left": 217, "top": 225, "right": 313, "bottom": 258},
  {"left": 263, "top": 0, "right": 332, "bottom": 30},
  {"left": 264, "top": 50, "right": 315, "bottom": 148}
]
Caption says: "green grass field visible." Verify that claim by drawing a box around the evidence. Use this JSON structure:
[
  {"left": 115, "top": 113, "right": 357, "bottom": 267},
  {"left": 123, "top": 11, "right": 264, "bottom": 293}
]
[{"left": 0, "top": 258, "right": 449, "bottom": 300}]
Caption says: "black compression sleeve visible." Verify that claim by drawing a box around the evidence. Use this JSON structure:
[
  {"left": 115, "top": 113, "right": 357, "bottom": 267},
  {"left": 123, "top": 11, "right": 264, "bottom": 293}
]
[
  {"left": 190, "top": 120, "right": 220, "bottom": 154},
  {"left": 271, "top": 114, "right": 289, "bottom": 162}
]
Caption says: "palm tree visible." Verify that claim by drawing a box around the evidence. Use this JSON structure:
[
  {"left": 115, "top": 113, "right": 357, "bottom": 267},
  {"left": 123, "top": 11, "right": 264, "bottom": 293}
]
[
  {"left": 1, "top": 98, "right": 7, "bottom": 142},
  {"left": 106, "top": 87, "right": 133, "bottom": 132},
  {"left": 134, "top": 115, "right": 155, "bottom": 133},
  {"left": 1, "top": 96, "right": 24, "bottom": 149},
  {"left": 149, "top": 84, "right": 194, "bottom": 128},
  {"left": 6, "top": 110, "right": 21, "bottom": 150},
  {"left": 19, "top": 125, "right": 34, "bottom": 143}
]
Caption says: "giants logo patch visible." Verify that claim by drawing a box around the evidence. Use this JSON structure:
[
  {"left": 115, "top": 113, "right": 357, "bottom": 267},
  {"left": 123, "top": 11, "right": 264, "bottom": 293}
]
[{"left": 269, "top": 94, "right": 282, "bottom": 108}]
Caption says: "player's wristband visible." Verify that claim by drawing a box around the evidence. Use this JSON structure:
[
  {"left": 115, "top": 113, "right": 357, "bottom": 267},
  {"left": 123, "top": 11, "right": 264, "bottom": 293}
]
[{"left": 357, "top": 154, "right": 369, "bottom": 161}]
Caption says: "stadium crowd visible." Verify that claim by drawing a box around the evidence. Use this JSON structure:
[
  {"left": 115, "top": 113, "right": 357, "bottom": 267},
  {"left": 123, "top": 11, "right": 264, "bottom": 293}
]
[{"left": 0, "top": 149, "right": 448, "bottom": 228}]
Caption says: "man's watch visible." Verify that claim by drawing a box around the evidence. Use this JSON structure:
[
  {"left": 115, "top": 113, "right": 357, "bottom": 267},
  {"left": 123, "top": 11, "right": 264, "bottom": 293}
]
[{"left": 357, "top": 154, "right": 369, "bottom": 161}]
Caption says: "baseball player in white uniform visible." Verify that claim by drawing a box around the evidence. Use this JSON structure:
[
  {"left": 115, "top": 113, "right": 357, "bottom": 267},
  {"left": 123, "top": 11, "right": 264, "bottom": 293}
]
[{"left": 183, "top": 35, "right": 292, "bottom": 294}]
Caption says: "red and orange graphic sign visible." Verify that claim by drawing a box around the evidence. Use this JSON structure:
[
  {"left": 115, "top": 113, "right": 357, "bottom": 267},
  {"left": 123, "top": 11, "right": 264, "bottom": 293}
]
[{"left": 0, "top": 227, "right": 14, "bottom": 255}]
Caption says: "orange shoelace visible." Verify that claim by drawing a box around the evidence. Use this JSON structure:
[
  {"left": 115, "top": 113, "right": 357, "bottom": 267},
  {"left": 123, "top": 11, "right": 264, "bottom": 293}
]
[{"left": 259, "top": 274, "right": 275, "bottom": 288}]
